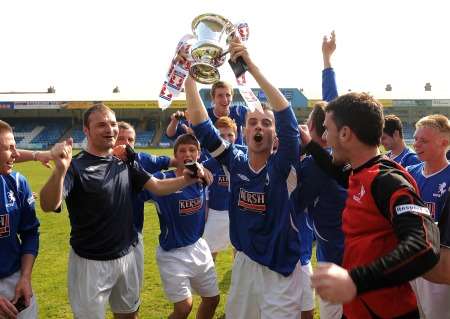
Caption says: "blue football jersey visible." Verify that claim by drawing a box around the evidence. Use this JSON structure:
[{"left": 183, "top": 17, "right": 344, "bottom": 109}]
[
  {"left": 140, "top": 170, "right": 206, "bottom": 251},
  {"left": 294, "top": 153, "right": 346, "bottom": 265},
  {"left": 297, "top": 208, "right": 314, "bottom": 266},
  {"left": 203, "top": 145, "right": 247, "bottom": 212},
  {"left": 388, "top": 148, "right": 421, "bottom": 168},
  {"left": 194, "top": 107, "right": 301, "bottom": 276},
  {"left": 0, "top": 172, "right": 39, "bottom": 278},
  {"left": 407, "top": 163, "right": 450, "bottom": 221}
]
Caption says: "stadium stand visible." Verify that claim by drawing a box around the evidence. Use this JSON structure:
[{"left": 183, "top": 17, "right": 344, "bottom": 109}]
[
  {"left": 8, "top": 118, "right": 71, "bottom": 150},
  {"left": 2, "top": 97, "right": 450, "bottom": 150}
]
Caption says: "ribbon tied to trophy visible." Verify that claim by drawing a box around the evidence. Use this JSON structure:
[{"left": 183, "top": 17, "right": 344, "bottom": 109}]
[{"left": 158, "top": 13, "right": 261, "bottom": 112}]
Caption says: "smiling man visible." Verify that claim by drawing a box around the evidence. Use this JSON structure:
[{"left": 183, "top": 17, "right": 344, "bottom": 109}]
[
  {"left": 40, "top": 104, "right": 209, "bottom": 319},
  {"left": 206, "top": 81, "right": 248, "bottom": 145},
  {"left": 0, "top": 120, "right": 40, "bottom": 319},
  {"left": 406, "top": 114, "right": 450, "bottom": 319}
]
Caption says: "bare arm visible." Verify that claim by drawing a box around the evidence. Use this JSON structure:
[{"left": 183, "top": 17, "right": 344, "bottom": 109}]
[
  {"left": 229, "top": 37, "right": 289, "bottom": 112},
  {"left": 166, "top": 111, "right": 184, "bottom": 138},
  {"left": 16, "top": 150, "right": 52, "bottom": 168},
  {"left": 322, "top": 31, "right": 336, "bottom": 69},
  {"left": 143, "top": 163, "right": 212, "bottom": 196},
  {"left": 12, "top": 254, "right": 36, "bottom": 307},
  {"left": 144, "top": 175, "right": 190, "bottom": 196},
  {"left": 40, "top": 139, "right": 73, "bottom": 212},
  {"left": 423, "top": 247, "right": 450, "bottom": 284},
  {"left": 185, "top": 76, "right": 209, "bottom": 125}
]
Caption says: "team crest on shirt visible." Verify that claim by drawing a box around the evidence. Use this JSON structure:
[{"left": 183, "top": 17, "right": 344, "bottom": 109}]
[
  {"left": 218, "top": 175, "right": 229, "bottom": 187},
  {"left": 433, "top": 182, "right": 448, "bottom": 198},
  {"left": 0, "top": 214, "right": 10, "bottom": 238},
  {"left": 179, "top": 197, "right": 202, "bottom": 216},
  {"left": 5, "top": 190, "right": 16, "bottom": 208},
  {"left": 352, "top": 185, "right": 365, "bottom": 204},
  {"left": 238, "top": 188, "right": 266, "bottom": 213}
]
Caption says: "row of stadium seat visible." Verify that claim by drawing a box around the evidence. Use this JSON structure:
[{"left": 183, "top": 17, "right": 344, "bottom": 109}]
[{"left": 6, "top": 118, "right": 158, "bottom": 149}]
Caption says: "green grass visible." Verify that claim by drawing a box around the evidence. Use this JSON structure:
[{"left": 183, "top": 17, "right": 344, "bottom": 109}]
[{"left": 15, "top": 147, "right": 319, "bottom": 318}]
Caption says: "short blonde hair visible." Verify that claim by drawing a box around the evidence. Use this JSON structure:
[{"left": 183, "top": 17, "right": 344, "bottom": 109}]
[{"left": 416, "top": 114, "right": 450, "bottom": 141}]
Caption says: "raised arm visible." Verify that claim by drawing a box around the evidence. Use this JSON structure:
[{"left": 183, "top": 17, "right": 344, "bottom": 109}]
[
  {"left": 322, "top": 31, "right": 338, "bottom": 102},
  {"left": 166, "top": 111, "right": 185, "bottom": 139},
  {"left": 229, "top": 37, "right": 289, "bottom": 112},
  {"left": 40, "top": 138, "right": 73, "bottom": 212},
  {"left": 185, "top": 76, "right": 209, "bottom": 126},
  {"left": 322, "top": 31, "right": 336, "bottom": 69}
]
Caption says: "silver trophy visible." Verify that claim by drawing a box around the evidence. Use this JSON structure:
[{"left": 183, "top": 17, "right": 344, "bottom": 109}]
[{"left": 189, "top": 13, "right": 235, "bottom": 84}]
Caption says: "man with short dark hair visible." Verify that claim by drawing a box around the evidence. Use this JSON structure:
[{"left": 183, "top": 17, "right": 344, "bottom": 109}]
[
  {"left": 300, "top": 92, "right": 440, "bottom": 319},
  {"left": 381, "top": 114, "right": 420, "bottom": 167},
  {"left": 40, "top": 104, "right": 208, "bottom": 319},
  {"left": 0, "top": 120, "right": 39, "bottom": 319},
  {"left": 186, "top": 37, "right": 304, "bottom": 318}
]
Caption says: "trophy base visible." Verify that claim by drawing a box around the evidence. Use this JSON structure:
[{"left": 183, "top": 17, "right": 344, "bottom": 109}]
[{"left": 190, "top": 63, "right": 220, "bottom": 84}]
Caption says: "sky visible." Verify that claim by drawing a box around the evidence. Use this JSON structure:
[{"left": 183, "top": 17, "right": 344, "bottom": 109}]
[{"left": 0, "top": 0, "right": 449, "bottom": 101}]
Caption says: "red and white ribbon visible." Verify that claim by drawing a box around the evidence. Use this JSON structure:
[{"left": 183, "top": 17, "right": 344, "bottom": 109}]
[
  {"left": 234, "top": 22, "right": 262, "bottom": 112},
  {"left": 158, "top": 34, "right": 195, "bottom": 109}
]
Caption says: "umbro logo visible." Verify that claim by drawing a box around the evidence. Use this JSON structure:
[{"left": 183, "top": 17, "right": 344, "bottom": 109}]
[
  {"left": 353, "top": 185, "right": 365, "bottom": 204},
  {"left": 85, "top": 164, "right": 104, "bottom": 172},
  {"left": 237, "top": 174, "right": 250, "bottom": 182}
]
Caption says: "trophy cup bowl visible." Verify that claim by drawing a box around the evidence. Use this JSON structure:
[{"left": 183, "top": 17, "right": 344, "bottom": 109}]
[{"left": 190, "top": 13, "right": 235, "bottom": 84}]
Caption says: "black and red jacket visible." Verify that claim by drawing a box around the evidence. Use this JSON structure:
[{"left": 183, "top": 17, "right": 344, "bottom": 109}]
[{"left": 306, "top": 142, "right": 440, "bottom": 319}]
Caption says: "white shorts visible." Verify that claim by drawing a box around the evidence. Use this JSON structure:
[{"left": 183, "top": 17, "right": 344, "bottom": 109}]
[
  {"left": 156, "top": 238, "right": 219, "bottom": 303},
  {"left": 299, "top": 263, "right": 314, "bottom": 312},
  {"left": 410, "top": 277, "right": 450, "bottom": 319},
  {"left": 0, "top": 271, "right": 38, "bottom": 319},
  {"left": 68, "top": 248, "right": 140, "bottom": 319},
  {"left": 202, "top": 209, "right": 231, "bottom": 253},
  {"left": 318, "top": 297, "right": 343, "bottom": 319},
  {"left": 134, "top": 232, "right": 144, "bottom": 290},
  {"left": 226, "top": 252, "right": 303, "bottom": 319}
]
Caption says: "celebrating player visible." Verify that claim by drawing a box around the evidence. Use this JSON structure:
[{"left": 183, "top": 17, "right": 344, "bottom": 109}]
[
  {"left": 186, "top": 37, "right": 305, "bottom": 318},
  {"left": 0, "top": 120, "right": 40, "bottom": 319}
]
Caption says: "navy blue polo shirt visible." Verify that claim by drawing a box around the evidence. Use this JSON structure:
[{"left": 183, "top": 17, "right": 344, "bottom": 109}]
[{"left": 62, "top": 151, "right": 150, "bottom": 260}]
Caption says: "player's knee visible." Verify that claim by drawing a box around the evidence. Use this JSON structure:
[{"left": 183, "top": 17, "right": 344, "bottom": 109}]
[
  {"left": 202, "top": 295, "right": 220, "bottom": 309},
  {"left": 173, "top": 299, "right": 193, "bottom": 318}
]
